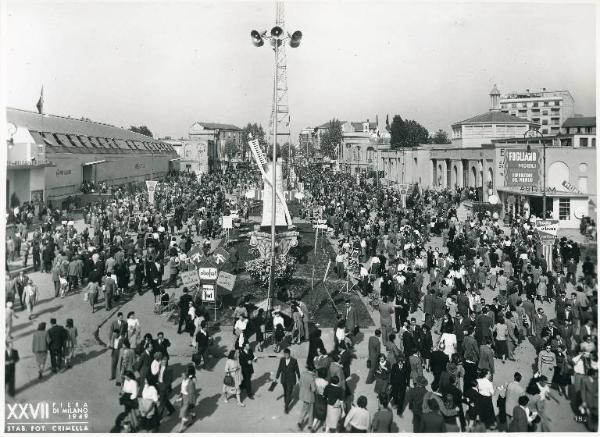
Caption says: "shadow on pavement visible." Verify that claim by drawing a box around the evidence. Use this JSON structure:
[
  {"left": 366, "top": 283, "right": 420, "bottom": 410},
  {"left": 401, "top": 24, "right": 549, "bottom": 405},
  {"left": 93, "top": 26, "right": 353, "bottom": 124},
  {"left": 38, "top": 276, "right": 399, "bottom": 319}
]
[{"left": 15, "top": 346, "right": 108, "bottom": 396}]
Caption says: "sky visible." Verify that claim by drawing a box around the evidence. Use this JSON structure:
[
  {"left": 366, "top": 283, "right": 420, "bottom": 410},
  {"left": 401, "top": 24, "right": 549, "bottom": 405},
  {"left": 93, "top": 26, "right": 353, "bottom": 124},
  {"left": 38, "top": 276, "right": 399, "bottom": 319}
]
[{"left": 4, "top": 1, "right": 596, "bottom": 141}]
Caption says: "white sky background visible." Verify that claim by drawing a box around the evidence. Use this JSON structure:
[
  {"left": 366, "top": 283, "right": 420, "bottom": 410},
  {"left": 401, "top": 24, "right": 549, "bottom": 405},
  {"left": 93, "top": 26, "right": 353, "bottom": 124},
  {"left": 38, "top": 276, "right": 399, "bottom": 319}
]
[{"left": 5, "top": 1, "right": 596, "bottom": 140}]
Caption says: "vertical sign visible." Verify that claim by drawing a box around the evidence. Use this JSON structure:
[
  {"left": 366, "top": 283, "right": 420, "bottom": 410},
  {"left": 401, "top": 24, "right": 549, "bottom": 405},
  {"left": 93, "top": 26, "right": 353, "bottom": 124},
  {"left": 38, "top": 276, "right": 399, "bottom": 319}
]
[
  {"left": 146, "top": 181, "right": 158, "bottom": 204},
  {"left": 504, "top": 149, "right": 541, "bottom": 189}
]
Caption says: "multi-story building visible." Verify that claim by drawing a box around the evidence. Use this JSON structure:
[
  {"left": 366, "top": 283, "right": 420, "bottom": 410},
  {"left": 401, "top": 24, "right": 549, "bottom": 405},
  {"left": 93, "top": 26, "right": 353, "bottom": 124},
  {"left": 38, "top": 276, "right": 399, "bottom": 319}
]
[
  {"left": 339, "top": 119, "right": 384, "bottom": 173},
  {"left": 298, "top": 127, "right": 315, "bottom": 154},
  {"left": 499, "top": 87, "right": 575, "bottom": 136},
  {"left": 6, "top": 107, "right": 178, "bottom": 207},
  {"left": 162, "top": 138, "right": 209, "bottom": 176},
  {"left": 188, "top": 122, "right": 242, "bottom": 172},
  {"left": 451, "top": 85, "right": 538, "bottom": 147}
]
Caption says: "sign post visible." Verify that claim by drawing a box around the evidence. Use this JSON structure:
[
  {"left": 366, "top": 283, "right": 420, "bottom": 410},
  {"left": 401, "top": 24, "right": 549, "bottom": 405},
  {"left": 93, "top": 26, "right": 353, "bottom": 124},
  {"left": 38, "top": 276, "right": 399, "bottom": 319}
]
[{"left": 535, "top": 219, "right": 559, "bottom": 271}]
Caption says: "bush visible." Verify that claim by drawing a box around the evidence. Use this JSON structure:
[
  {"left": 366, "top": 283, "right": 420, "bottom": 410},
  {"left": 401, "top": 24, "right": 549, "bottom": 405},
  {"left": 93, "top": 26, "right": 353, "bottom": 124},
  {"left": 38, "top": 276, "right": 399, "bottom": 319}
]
[{"left": 245, "top": 254, "right": 297, "bottom": 288}]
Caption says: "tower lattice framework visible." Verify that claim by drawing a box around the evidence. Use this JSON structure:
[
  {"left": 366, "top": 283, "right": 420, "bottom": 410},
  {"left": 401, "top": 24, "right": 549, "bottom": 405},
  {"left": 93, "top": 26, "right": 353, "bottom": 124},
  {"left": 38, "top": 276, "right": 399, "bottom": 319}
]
[{"left": 269, "top": 2, "right": 291, "bottom": 152}]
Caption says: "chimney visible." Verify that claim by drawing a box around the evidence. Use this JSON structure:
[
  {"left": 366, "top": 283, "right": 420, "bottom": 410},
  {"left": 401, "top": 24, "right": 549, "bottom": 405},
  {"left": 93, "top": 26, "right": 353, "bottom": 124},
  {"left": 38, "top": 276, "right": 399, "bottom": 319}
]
[{"left": 542, "top": 87, "right": 546, "bottom": 91}]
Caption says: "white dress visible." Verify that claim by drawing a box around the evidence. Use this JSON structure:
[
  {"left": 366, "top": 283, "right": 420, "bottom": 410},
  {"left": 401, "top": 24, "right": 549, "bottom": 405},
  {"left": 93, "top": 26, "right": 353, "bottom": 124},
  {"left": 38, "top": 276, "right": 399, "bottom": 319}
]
[{"left": 440, "top": 332, "right": 457, "bottom": 359}]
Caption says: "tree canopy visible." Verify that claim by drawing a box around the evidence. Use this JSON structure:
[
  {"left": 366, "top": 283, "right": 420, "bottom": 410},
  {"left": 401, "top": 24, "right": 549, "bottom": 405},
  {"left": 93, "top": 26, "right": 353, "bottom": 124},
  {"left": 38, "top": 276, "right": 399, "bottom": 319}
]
[
  {"left": 129, "top": 125, "right": 153, "bottom": 138},
  {"left": 430, "top": 129, "right": 451, "bottom": 144},
  {"left": 241, "top": 123, "right": 266, "bottom": 161},
  {"left": 319, "top": 119, "right": 343, "bottom": 159},
  {"left": 389, "top": 115, "right": 429, "bottom": 148}
]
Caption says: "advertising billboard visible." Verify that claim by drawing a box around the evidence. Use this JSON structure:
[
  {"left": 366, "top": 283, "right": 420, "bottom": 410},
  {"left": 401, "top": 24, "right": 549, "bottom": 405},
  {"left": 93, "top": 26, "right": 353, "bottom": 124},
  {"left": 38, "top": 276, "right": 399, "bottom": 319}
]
[{"left": 504, "top": 149, "right": 542, "bottom": 189}]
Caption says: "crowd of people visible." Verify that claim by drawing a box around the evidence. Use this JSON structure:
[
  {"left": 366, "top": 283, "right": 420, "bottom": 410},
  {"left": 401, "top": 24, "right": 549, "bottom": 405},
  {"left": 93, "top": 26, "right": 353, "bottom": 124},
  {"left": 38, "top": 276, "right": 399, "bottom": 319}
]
[{"left": 4, "top": 163, "right": 598, "bottom": 433}]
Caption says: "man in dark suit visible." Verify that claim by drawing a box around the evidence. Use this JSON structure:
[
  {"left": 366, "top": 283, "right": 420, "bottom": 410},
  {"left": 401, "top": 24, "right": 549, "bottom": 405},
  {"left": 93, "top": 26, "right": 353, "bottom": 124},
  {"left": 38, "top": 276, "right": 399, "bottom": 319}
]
[
  {"left": 403, "top": 375, "right": 429, "bottom": 432},
  {"left": 156, "top": 356, "right": 176, "bottom": 418},
  {"left": 108, "top": 312, "right": 128, "bottom": 339},
  {"left": 103, "top": 272, "right": 116, "bottom": 311},
  {"left": 5, "top": 340, "right": 20, "bottom": 397},
  {"left": 508, "top": 395, "right": 531, "bottom": 432},
  {"left": 45, "top": 318, "right": 66, "bottom": 373},
  {"left": 275, "top": 348, "right": 301, "bottom": 414},
  {"left": 136, "top": 341, "right": 154, "bottom": 385},
  {"left": 420, "top": 398, "right": 446, "bottom": 432},
  {"left": 462, "top": 327, "right": 479, "bottom": 390},
  {"left": 432, "top": 292, "right": 446, "bottom": 334},
  {"left": 475, "top": 307, "right": 494, "bottom": 345},
  {"left": 177, "top": 288, "right": 193, "bottom": 334},
  {"left": 457, "top": 290, "right": 470, "bottom": 318},
  {"left": 153, "top": 332, "right": 171, "bottom": 361},
  {"left": 423, "top": 289, "right": 435, "bottom": 329},
  {"left": 366, "top": 329, "right": 381, "bottom": 384},
  {"left": 109, "top": 329, "right": 124, "bottom": 382},
  {"left": 343, "top": 300, "right": 359, "bottom": 338}
]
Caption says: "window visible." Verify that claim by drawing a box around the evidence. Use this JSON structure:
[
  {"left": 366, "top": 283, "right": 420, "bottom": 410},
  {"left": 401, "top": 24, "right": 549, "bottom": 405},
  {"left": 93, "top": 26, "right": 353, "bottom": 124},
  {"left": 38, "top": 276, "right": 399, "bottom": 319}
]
[
  {"left": 593, "top": 138, "right": 596, "bottom": 148},
  {"left": 68, "top": 135, "right": 85, "bottom": 148},
  {"left": 578, "top": 177, "right": 588, "bottom": 193},
  {"left": 512, "top": 103, "right": 517, "bottom": 108},
  {"left": 554, "top": 100, "right": 560, "bottom": 106},
  {"left": 542, "top": 110, "right": 548, "bottom": 116},
  {"left": 580, "top": 138, "right": 589, "bottom": 147},
  {"left": 544, "top": 101, "right": 549, "bottom": 107},
  {"left": 542, "top": 129, "right": 548, "bottom": 134},
  {"left": 559, "top": 198, "right": 570, "bottom": 220},
  {"left": 542, "top": 120, "right": 548, "bottom": 125},
  {"left": 533, "top": 102, "right": 539, "bottom": 107}
]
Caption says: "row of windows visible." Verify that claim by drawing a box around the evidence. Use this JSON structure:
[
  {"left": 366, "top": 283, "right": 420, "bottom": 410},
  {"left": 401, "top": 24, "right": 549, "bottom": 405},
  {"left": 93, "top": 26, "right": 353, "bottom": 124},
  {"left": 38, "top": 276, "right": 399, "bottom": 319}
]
[
  {"left": 31, "top": 131, "right": 175, "bottom": 153},
  {"left": 502, "top": 100, "right": 561, "bottom": 109}
]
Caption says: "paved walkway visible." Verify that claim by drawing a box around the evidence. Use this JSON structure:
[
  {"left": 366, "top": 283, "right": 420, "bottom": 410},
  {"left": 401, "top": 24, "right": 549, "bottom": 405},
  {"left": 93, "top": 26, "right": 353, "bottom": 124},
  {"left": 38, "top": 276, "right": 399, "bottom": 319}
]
[{"left": 5, "top": 217, "right": 587, "bottom": 432}]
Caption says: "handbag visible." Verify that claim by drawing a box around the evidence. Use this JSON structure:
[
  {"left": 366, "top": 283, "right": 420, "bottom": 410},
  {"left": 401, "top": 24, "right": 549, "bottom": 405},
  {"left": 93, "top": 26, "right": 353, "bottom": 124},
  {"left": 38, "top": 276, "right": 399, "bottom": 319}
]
[{"left": 223, "top": 371, "right": 235, "bottom": 387}]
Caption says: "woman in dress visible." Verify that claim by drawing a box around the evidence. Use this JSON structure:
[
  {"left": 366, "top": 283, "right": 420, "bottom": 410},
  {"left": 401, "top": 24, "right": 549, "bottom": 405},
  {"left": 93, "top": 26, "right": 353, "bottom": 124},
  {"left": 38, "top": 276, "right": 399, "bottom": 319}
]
[
  {"left": 373, "top": 354, "right": 391, "bottom": 397},
  {"left": 475, "top": 368, "right": 496, "bottom": 429},
  {"left": 439, "top": 323, "right": 457, "bottom": 362},
  {"left": 64, "top": 318, "right": 77, "bottom": 368},
  {"left": 120, "top": 370, "right": 139, "bottom": 431},
  {"left": 126, "top": 312, "right": 141, "bottom": 346},
  {"left": 222, "top": 350, "right": 245, "bottom": 407},
  {"left": 178, "top": 365, "right": 198, "bottom": 432},
  {"left": 537, "top": 344, "right": 557, "bottom": 383},
  {"left": 492, "top": 315, "right": 509, "bottom": 363},
  {"left": 307, "top": 329, "right": 326, "bottom": 371},
  {"left": 31, "top": 322, "right": 47, "bottom": 380},
  {"left": 552, "top": 345, "right": 572, "bottom": 397},
  {"left": 440, "top": 313, "right": 455, "bottom": 337},
  {"left": 420, "top": 325, "right": 433, "bottom": 371},
  {"left": 23, "top": 279, "right": 38, "bottom": 320},
  {"left": 324, "top": 375, "right": 345, "bottom": 433},
  {"left": 537, "top": 273, "right": 548, "bottom": 303}
]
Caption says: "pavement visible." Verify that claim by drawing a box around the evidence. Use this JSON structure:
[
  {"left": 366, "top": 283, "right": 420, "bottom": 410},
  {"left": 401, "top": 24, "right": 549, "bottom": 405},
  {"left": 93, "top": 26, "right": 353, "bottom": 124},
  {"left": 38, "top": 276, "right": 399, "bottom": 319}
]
[{"left": 5, "top": 217, "right": 589, "bottom": 432}]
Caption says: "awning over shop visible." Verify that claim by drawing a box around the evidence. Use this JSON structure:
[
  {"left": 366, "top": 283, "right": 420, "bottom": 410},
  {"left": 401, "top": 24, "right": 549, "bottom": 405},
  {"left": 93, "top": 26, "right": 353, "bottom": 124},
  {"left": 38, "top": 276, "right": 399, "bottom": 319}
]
[
  {"left": 82, "top": 160, "right": 107, "bottom": 166},
  {"left": 497, "top": 187, "right": 588, "bottom": 199}
]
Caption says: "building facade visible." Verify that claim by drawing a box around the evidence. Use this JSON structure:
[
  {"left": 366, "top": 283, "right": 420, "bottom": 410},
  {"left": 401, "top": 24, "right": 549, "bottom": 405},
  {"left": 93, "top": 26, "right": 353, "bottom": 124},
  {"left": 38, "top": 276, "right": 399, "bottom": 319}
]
[
  {"left": 188, "top": 122, "right": 242, "bottom": 172},
  {"left": 451, "top": 86, "right": 538, "bottom": 147},
  {"left": 499, "top": 88, "right": 575, "bottom": 136},
  {"left": 6, "top": 108, "right": 178, "bottom": 207}
]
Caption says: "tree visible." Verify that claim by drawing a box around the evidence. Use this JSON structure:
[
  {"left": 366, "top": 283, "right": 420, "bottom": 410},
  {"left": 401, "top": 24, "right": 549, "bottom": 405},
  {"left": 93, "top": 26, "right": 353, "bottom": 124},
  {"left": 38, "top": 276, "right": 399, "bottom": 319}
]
[
  {"left": 390, "top": 115, "right": 406, "bottom": 149},
  {"left": 390, "top": 115, "right": 429, "bottom": 148},
  {"left": 430, "top": 129, "right": 451, "bottom": 144},
  {"left": 224, "top": 138, "right": 238, "bottom": 160},
  {"left": 241, "top": 123, "right": 266, "bottom": 161},
  {"left": 319, "top": 119, "right": 343, "bottom": 159},
  {"left": 129, "top": 125, "right": 153, "bottom": 138}
]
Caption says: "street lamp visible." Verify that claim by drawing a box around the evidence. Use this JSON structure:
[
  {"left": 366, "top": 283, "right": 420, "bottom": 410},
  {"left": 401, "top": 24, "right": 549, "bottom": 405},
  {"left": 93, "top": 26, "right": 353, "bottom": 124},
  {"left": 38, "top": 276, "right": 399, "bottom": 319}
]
[
  {"left": 524, "top": 127, "right": 546, "bottom": 217},
  {"left": 250, "top": 22, "right": 302, "bottom": 310}
]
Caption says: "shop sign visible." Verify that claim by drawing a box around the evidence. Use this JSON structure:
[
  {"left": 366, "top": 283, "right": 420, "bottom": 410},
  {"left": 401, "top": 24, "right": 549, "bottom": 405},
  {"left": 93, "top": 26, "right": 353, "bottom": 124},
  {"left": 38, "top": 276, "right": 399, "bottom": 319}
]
[{"left": 504, "top": 149, "right": 541, "bottom": 189}]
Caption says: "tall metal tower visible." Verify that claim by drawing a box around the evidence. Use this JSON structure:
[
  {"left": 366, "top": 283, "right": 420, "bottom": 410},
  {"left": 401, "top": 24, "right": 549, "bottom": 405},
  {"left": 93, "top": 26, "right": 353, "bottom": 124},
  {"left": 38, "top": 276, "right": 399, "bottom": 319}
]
[{"left": 269, "top": 2, "right": 291, "bottom": 156}]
